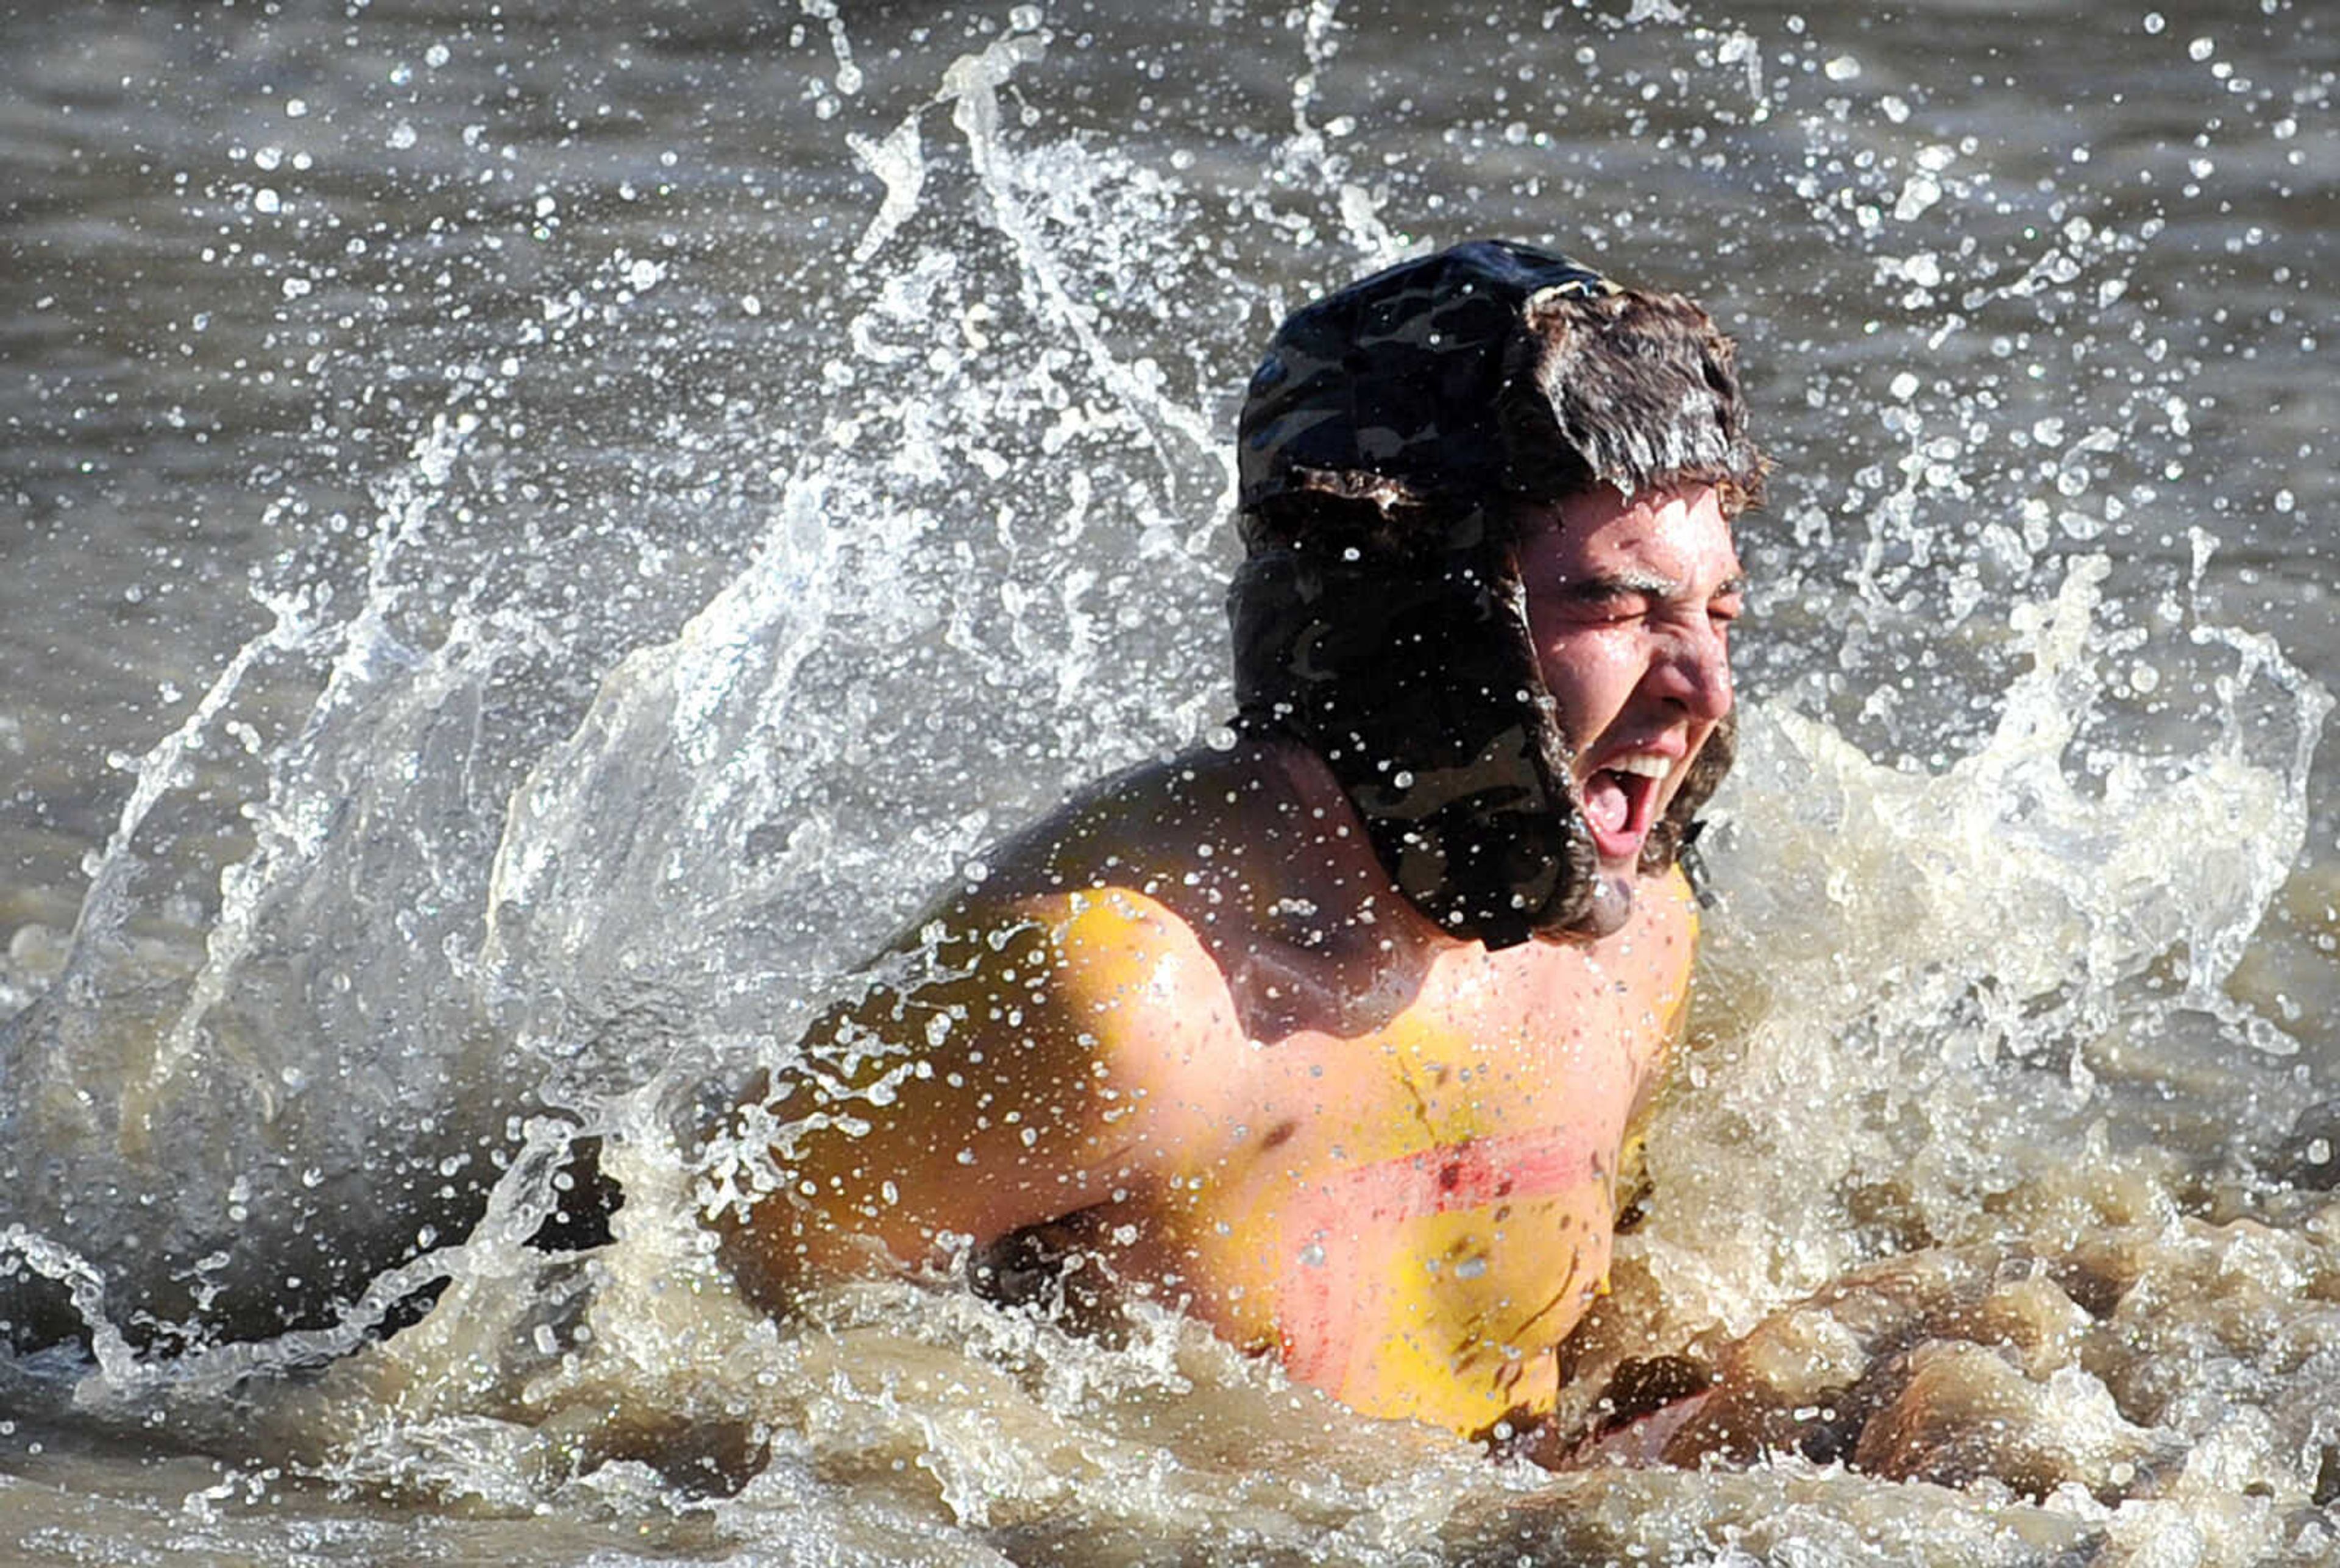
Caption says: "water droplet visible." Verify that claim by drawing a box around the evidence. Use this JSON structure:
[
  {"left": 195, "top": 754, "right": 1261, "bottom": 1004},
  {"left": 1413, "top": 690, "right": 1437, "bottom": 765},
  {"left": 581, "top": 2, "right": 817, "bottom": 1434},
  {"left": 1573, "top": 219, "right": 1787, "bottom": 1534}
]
[{"left": 1823, "top": 54, "right": 1860, "bottom": 81}]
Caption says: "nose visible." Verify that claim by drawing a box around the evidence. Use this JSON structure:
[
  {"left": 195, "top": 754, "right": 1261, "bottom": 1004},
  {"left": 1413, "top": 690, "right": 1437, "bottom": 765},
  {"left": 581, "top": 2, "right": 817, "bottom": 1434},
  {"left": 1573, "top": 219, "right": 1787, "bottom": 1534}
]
[{"left": 1654, "top": 618, "right": 1734, "bottom": 722}]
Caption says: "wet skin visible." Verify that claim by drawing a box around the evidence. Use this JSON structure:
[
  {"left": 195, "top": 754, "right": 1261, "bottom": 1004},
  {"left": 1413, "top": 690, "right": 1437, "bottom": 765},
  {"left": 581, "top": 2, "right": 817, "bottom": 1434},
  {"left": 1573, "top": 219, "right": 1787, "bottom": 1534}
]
[
  {"left": 718, "top": 485, "right": 1739, "bottom": 1442},
  {"left": 1520, "top": 482, "right": 1743, "bottom": 876}
]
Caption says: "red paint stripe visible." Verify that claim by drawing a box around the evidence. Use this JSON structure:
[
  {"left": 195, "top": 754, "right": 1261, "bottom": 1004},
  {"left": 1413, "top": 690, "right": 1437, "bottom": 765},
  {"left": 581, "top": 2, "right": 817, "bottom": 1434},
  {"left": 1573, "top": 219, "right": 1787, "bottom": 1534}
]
[
  {"left": 1343, "top": 1128, "right": 1598, "bottom": 1221},
  {"left": 1276, "top": 1129, "right": 1600, "bottom": 1390}
]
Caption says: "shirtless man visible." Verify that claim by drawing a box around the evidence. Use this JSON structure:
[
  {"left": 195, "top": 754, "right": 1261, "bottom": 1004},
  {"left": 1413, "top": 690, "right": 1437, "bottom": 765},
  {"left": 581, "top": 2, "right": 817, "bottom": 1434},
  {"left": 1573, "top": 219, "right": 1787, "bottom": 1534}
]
[{"left": 713, "top": 240, "right": 1762, "bottom": 1444}]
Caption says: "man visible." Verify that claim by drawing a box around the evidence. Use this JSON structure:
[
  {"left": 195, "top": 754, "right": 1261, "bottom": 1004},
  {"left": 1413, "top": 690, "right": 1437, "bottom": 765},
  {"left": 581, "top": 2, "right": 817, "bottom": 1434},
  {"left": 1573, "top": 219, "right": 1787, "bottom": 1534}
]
[{"left": 712, "top": 239, "right": 1761, "bottom": 1445}]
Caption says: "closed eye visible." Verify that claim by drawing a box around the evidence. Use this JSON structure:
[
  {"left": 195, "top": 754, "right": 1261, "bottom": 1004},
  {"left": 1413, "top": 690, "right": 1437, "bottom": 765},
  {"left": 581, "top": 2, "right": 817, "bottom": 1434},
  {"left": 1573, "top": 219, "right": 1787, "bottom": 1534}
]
[
  {"left": 1552, "top": 572, "right": 1748, "bottom": 628},
  {"left": 1554, "top": 570, "right": 1673, "bottom": 623},
  {"left": 1571, "top": 591, "right": 1656, "bottom": 624}
]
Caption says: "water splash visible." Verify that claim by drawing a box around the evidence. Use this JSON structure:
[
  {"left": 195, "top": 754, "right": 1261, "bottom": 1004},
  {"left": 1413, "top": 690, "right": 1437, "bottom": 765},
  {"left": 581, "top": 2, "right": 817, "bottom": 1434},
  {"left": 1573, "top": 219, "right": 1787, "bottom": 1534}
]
[
  {"left": 1, "top": 2, "right": 2331, "bottom": 1563},
  {"left": 1621, "top": 548, "right": 2325, "bottom": 1351}
]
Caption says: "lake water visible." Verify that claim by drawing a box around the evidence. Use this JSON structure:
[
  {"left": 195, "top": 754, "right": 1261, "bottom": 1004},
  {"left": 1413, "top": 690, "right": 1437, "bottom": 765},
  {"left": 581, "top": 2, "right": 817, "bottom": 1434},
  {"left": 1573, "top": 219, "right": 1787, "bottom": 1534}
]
[{"left": 2, "top": 1, "right": 2335, "bottom": 1563}]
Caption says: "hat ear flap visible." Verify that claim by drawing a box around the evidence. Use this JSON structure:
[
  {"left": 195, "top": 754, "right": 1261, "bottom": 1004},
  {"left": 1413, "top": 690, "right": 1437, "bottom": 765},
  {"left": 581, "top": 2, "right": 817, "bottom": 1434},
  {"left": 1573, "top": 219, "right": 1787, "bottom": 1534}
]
[{"left": 1227, "top": 539, "right": 1600, "bottom": 948}]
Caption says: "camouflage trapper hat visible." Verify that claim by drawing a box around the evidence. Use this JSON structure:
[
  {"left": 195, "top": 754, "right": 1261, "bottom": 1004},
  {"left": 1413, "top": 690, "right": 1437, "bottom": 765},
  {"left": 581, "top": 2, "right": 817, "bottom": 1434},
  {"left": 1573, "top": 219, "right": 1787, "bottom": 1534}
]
[{"left": 1228, "top": 239, "right": 1760, "bottom": 948}]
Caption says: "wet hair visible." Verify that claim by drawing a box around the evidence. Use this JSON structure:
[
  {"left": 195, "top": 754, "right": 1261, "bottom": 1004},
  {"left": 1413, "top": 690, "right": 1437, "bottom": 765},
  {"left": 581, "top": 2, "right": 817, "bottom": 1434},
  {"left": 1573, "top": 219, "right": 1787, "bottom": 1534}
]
[{"left": 1227, "top": 239, "right": 1762, "bottom": 947}]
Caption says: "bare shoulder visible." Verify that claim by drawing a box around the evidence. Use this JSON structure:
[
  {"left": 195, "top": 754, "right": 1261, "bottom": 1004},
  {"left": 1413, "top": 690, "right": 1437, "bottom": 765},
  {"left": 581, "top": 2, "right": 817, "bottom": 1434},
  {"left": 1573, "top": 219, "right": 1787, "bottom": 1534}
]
[
  {"left": 715, "top": 753, "right": 1280, "bottom": 1308},
  {"left": 972, "top": 739, "right": 1309, "bottom": 904}
]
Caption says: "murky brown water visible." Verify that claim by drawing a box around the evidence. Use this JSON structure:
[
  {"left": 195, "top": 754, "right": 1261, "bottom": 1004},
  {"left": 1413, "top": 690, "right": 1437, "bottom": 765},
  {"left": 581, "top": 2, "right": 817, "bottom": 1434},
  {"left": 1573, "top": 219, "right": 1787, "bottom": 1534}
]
[{"left": 2, "top": 1, "right": 2335, "bottom": 1562}]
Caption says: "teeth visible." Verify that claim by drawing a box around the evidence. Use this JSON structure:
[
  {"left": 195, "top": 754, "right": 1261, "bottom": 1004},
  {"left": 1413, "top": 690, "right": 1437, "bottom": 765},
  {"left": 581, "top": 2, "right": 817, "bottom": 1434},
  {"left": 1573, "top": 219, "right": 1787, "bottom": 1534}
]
[{"left": 1605, "top": 754, "right": 1673, "bottom": 781}]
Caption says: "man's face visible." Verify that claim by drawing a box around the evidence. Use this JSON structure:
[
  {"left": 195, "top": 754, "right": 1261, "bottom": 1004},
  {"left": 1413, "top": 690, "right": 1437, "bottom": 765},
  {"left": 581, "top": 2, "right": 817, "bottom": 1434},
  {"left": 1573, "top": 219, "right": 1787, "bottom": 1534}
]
[{"left": 1516, "top": 483, "right": 1743, "bottom": 877}]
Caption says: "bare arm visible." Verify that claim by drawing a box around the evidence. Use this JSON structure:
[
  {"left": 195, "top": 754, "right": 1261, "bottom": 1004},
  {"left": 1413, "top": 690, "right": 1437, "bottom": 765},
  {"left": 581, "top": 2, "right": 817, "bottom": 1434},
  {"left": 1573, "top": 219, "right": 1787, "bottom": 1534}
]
[{"left": 714, "top": 887, "right": 1221, "bottom": 1313}]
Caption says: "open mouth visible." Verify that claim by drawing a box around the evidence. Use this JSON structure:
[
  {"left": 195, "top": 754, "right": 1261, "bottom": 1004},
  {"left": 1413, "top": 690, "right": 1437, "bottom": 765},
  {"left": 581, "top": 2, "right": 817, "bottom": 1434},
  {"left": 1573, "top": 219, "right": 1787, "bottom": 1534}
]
[{"left": 1582, "top": 754, "right": 1669, "bottom": 864}]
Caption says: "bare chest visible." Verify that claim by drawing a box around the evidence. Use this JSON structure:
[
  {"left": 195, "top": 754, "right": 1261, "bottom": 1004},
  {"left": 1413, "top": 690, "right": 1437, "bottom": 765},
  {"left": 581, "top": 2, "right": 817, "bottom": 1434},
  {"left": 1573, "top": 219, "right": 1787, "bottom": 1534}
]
[
  {"left": 1125, "top": 930, "right": 1682, "bottom": 1366},
  {"left": 1172, "top": 939, "right": 1667, "bottom": 1211},
  {"left": 1056, "top": 872, "right": 1698, "bottom": 1435}
]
